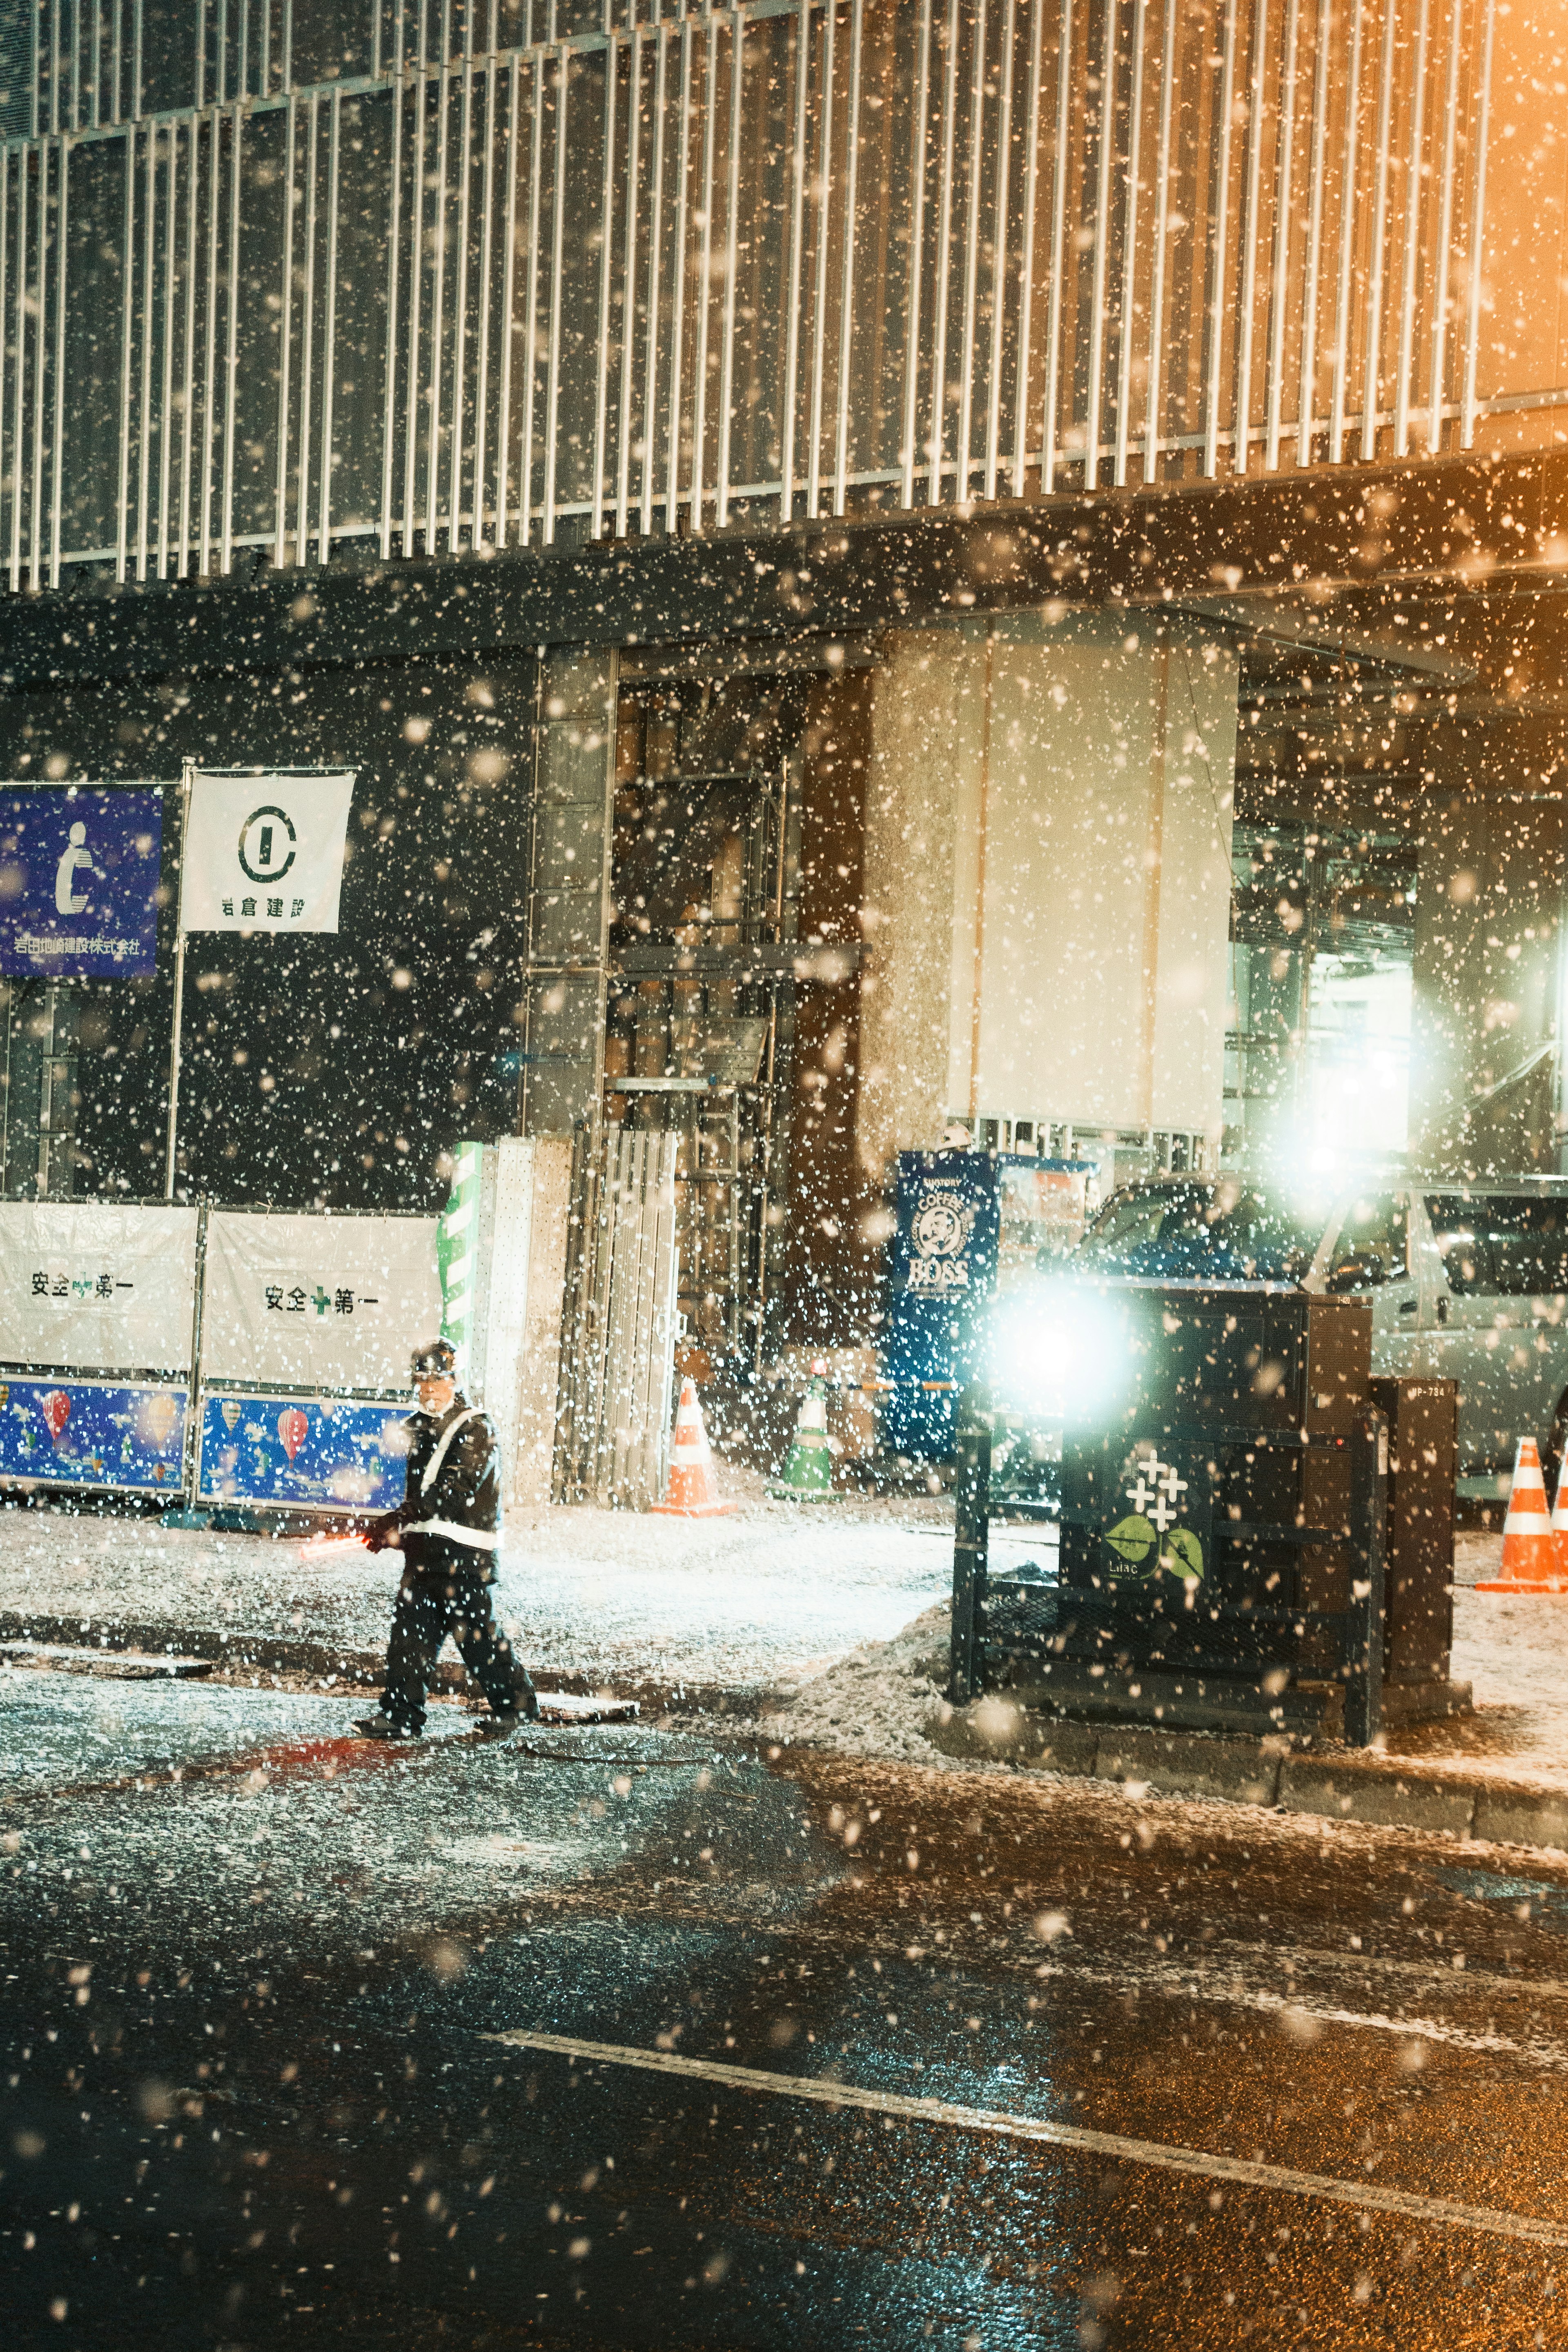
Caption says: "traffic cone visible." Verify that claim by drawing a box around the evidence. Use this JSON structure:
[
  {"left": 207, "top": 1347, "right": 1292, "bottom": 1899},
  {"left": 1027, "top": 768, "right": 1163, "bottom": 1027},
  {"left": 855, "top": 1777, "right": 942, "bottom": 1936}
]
[
  {"left": 1553, "top": 1456, "right": 1568, "bottom": 1577},
  {"left": 768, "top": 1365, "right": 836, "bottom": 1502},
  {"left": 650, "top": 1379, "right": 736, "bottom": 1518},
  {"left": 1477, "top": 1437, "right": 1568, "bottom": 1592}
]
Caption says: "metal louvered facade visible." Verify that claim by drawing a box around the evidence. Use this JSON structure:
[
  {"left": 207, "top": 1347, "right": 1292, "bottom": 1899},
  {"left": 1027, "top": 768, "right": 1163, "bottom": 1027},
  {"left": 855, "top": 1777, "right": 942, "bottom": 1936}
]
[{"left": 0, "top": 0, "right": 1558, "bottom": 589}]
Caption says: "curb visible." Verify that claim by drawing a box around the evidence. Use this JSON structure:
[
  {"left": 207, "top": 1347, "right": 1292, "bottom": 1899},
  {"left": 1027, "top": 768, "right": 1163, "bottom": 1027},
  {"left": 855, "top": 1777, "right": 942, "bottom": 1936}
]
[
  {"left": 926, "top": 1694, "right": 1568, "bottom": 1856},
  {"left": 0, "top": 1611, "right": 778, "bottom": 1724}
]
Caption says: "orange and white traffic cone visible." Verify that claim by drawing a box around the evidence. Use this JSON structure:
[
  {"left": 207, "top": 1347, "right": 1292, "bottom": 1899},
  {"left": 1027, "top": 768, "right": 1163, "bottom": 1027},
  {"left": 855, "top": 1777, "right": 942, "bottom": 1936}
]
[
  {"left": 1476, "top": 1437, "right": 1568, "bottom": 1592},
  {"left": 1551, "top": 1455, "right": 1568, "bottom": 1579},
  {"left": 650, "top": 1378, "right": 736, "bottom": 1518}
]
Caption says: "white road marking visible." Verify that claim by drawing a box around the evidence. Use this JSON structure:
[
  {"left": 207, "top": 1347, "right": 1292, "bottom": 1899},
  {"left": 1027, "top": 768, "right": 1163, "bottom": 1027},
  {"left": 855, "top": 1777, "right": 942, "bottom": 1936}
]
[
  {"left": 1218, "top": 1938, "right": 1568, "bottom": 2003},
  {"left": 1027, "top": 1952, "right": 1568, "bottom": 2069},
  {"left": 487, "top": 2029, "right": 1568, "bottom": 2249}
]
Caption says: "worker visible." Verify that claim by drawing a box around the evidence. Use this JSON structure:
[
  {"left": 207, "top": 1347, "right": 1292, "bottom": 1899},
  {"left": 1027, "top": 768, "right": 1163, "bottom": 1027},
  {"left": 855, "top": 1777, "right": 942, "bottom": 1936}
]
[{"left": 353, "top": 1338, "right": 537, "bottom": 1739}]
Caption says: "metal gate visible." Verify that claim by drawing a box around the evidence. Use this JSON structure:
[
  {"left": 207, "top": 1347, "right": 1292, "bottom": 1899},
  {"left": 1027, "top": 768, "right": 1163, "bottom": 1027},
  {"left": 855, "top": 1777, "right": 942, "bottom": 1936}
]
[{"left": 553, "top": 1128, "right": 679, "bottom": 1511}]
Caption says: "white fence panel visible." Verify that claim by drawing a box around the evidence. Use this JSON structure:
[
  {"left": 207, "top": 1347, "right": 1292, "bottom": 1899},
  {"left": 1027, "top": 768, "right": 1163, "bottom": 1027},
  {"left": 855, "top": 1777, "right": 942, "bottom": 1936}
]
[
  {"left": 0, "top": 1201, "right": 199, "bottom": 1372},
  {"left": 200, "top": 1209, "right": 441, "bottom": 1394}
]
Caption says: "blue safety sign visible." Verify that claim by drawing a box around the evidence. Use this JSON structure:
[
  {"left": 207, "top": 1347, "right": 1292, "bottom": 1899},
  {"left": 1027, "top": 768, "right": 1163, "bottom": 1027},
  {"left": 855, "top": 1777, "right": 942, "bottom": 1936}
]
[{"left": 0, "top": 788, "right": 163, "bottom": 978}]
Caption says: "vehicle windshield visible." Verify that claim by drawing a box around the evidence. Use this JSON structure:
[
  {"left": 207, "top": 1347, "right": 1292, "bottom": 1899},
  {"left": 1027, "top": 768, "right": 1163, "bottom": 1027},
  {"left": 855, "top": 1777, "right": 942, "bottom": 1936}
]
[{"left": 1076, "top": 1182, "right": 1320, "bottom": 1283}]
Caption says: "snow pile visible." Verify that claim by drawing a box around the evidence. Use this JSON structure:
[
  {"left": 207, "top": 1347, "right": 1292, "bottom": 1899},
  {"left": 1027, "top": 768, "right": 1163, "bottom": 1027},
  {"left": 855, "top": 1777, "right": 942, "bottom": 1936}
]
[{"left": 764, "top": 1600, "right": 953, "bottom": 1765}]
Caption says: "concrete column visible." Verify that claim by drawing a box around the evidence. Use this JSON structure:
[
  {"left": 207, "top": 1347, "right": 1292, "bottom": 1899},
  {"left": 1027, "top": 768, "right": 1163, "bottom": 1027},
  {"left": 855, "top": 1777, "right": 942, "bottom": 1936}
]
[{"left": 860, "top": 612, "right": 1238, "bottom": 1178}]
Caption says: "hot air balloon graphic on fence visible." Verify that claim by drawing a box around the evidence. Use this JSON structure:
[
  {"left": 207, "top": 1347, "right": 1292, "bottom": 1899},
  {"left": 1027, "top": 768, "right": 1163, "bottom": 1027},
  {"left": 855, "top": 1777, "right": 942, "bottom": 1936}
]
[
  {"left": 220, "top": 1399, "right": 241, "bottom": 1432},
  {"left": 138, "top": 1392, "right": 177, "bottom": 1451},
  {"left": 277, "top": 1405, "right": 308, "bottom": 1464},
  {"left": 40, "top": 1390, "right": 70, "bottom": 1447}
]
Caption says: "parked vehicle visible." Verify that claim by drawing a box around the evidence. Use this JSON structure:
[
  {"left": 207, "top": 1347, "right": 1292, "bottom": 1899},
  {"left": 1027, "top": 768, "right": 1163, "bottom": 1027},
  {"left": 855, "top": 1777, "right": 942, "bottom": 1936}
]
[{"left": 1074, "top": 1175, "right": 1568, "bottom": 1496}]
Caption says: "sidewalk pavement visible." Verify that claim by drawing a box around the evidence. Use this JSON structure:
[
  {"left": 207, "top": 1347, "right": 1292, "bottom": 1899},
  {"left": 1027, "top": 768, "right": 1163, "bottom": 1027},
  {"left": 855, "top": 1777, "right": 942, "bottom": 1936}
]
[
  {"left": 8, "top": 1500, "right": 1568, "bottom": 1860},
  {"left": 0, "top": 1485, "right": 954, "bottom": 1715}
]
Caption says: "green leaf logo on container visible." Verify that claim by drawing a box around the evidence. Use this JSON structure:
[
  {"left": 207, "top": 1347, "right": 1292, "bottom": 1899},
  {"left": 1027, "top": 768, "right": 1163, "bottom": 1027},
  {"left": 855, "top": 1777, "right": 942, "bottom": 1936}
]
[{"left": 1103, "top": 1452, "right": 1205, "bottom": 1584}]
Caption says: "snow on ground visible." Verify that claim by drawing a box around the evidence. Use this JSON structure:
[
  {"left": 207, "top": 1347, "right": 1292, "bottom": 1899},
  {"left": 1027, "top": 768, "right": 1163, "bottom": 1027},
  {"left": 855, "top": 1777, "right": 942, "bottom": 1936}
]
[
  {"left": 762, "top": 1602, "right": 953, "bottom": 1767},
  {"left": 0, "top": 1493, "right": 953, "bottom": 1694},
  {"left": 5, "top": 1500, "right": 1568, "bottom": 1788}
]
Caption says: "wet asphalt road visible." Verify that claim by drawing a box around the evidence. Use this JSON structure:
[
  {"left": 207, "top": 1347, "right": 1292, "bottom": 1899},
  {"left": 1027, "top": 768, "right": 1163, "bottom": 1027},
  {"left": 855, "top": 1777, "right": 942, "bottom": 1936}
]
[{"left": 4, "top": 1671, "right": 1568, "bottom": 2348}]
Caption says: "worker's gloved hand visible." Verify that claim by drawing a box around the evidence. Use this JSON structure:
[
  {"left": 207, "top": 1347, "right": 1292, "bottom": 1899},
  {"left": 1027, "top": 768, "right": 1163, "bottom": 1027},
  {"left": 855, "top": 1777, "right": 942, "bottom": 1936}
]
[{"left": 363, "top": 1513, "right": 403, "bottom": 1555}]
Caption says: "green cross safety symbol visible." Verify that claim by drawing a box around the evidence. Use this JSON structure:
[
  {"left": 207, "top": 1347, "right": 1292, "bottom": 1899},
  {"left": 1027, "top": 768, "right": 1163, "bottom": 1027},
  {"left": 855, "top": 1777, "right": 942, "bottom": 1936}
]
[
  {"left": 1103, "top": 1452, "right": 1205, "bottom": 1583},
  {"left": 312, "top": 1286, "right": 332, "bottom": 1316}
]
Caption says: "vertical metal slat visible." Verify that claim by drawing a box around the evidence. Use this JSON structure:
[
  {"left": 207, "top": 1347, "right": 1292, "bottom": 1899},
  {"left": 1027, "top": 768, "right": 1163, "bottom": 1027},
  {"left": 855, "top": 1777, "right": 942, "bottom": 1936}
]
[
  {"left": 1393, "top": 0, "right": 1430, "bottom": 454},
  {"left": 717, "top": 9, "right": 746, "bottom": 527},
  {"left": 272, "top": 93, "right": 296, "bottom": 568},
  {"left": 775, "top": 0, "right": 805, "bottom": 523},
  {"left": 983, "top": 0, "right": 1014, "bottom": 502},
  {"left": 1329, "top": 0, "right": 1365, "bottom": 463},
  {"left": 1232, "top": 0, "right": 1269, "bottom": 477},
  {"left": 541, "top": 45, "right": 568, "bottom": 543},
  {"left": 831, "top": 0, "right": 861, "bottom": 516},
  {"left": 317, "top": 87, "right": 340, "bottom": 562},
  {"left": 1010, "top": 0, "right": 1042, "bottom": 497},
  {"left": 1112, "top": 0, "right": 1144, "bottom": 487},
  {"left": 926, "top": 0, "right": 959, "bottom": 503},
  {"left": 49, "top": 137, "right": 68, "bottom": 590},
  {"left": 1263, "top": 0, "right": 1298, "bottom": 471},
  {"left": 1461, "top": 0, "right": 1495, "bottom": 448},
  {"left": 1083, "top": 0, "right": 1116, "bottom": 489},
  {"left": 1295, "top": 0, "right": 1332, "bottom": 464},
  {"left": 425, "top": 53, "right": 451, "bottom": 552},
  {"left": 690, "top": 13, "right": 718, "bottom": 531},
  {"left": 641, "top": 20, "right": 667, "bottom": 535},
  {"left": 807, "top": 0, "right": 837, "bottom": 521},
  {"left": 495, "top": 50, "right": 521, "bottom": 542},
  {"left": 1144, "top": 0, "right": 1177, "bottom": 482},
  {"left": 615, "top": 24, "right": 642, "bottom": 537},
  {"left": 955, "top": 0, "right": 984, "bottom": 501},
  {"left": 1427, "top": 0, "right": 1463, "bottom": 453},
  {"left": 448, "top": 48, "right": 475, "bottom": 549},
  {"left": 590, "top": 18, "right": 619, "bottom": 539},
  {"left": 401, "top": 9, "right": 428, "bottom": 555},
  {"left": 898, "top": 0, "right": 931, "bottom": 509},
  {"left": 219, "top": 102, "right": 240, "bottom": 573},
  {"left": 379, "top": 21, "right": 405, "bottom": 559},
  {"left": 294, "top": 91, "right": 318, "bottom": 567},
  {"left": 1359, "top": 0, "right": 1399, "bottom": 460},
  {"left": 664, "top": 18, "right": 692, "bottom": 534},
  {"left": 1202, "top": 0, "right": 1239, "bottom": 479},
  {"left": 1040, "top": 0, "right": 1073, "bottom": 491}
]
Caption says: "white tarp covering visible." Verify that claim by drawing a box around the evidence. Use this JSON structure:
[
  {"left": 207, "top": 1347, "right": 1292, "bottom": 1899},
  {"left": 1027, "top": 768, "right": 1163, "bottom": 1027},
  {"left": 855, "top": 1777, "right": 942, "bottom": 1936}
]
[
  {"left": 200, "top": 1210, "right": 441, "bottom": 1392},
  {"left": 180, "top": 771, "right": 355, "bottom": 935},
  {"left": 0, "top": 1202, "right": 200, "bottom": 1373}
]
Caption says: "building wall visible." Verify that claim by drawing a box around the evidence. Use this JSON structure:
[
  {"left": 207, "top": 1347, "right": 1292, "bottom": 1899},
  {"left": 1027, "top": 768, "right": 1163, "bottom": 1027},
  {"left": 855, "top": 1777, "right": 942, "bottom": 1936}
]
[
  {"left": 0, "top": 646, "right": 538, "bottom": 1207},
  {"left": 0, "top": 0, "right": 1560, "bottom": 598},
  {"left": 860, "top": 614, "right": 1237, "bottom": 1178}
]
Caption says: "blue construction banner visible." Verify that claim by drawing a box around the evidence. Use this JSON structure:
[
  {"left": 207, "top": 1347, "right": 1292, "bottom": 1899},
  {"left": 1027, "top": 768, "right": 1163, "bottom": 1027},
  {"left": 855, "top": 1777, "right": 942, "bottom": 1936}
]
[
  {"left": 892, "top": 1152, "right": 1002, "bottom": 1298},
  {"left": 196, "top": 1392, "right": 410, "bottom": 1512},
  {"left": 0, "top": 1375, "right": 187, "bottom": 1492},
  {"left": 0, "top": 788, "right": 163, "bottom": 979}
]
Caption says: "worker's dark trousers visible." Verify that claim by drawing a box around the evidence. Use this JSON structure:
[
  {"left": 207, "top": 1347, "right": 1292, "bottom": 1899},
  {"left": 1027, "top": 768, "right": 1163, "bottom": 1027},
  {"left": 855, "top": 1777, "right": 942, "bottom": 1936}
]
[{"left": 379, "top": 1538, "right": 534, "bottom": 1731}]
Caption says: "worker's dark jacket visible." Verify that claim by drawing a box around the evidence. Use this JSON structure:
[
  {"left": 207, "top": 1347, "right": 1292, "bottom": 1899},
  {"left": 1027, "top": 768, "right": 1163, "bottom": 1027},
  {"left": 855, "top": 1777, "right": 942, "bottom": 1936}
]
[{"left": 394, "top": 1393, "right": 502, "bottom": 1566}]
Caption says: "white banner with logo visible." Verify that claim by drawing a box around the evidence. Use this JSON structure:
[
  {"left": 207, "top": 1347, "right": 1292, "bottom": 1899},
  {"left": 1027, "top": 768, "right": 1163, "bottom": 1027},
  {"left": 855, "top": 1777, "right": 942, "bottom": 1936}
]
[
  {"left": 180, "top": 770, "right": 355, "bottom": 935},
  {"left": 200, "top": 1210, "right": 442, "bottom": 1392},
  {"left": 0, "top": 1202, "right": 200, "bottom": 1372}
]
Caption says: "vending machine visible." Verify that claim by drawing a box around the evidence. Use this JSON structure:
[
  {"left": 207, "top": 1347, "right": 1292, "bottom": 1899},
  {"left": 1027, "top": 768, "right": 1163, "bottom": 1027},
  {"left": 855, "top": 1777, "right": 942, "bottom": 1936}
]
[{"left": 880, "top": 1150, "right": 1098, "bottom": 1459}]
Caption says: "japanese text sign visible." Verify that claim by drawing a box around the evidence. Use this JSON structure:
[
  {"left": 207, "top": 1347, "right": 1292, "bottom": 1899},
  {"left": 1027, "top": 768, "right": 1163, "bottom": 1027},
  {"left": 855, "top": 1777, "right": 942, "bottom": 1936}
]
[
  {"left": 200, "top": 1210, "right": 442, "bottom": 1392},
  {"left": 180, "top": 770, "right": 355, "bottom": 935},
  {"left": 0, "top": 1202, "right": 200, "bottom": 1374},
  {"left": 0, "top": 788, "right": 163, "bottom": 979}
]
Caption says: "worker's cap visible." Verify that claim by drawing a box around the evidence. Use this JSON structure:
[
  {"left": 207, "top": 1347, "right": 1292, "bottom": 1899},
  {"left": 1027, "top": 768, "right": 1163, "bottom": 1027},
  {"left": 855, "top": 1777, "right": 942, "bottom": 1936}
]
[{"left": 411, "top": 1338, "right": 457, "bottom": 1379}]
